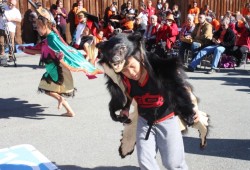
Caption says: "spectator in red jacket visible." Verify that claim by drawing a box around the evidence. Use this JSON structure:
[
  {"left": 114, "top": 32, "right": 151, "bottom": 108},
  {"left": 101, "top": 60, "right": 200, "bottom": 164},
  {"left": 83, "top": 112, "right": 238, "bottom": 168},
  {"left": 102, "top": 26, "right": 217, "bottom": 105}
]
[
  {"left": 145, "top": 15, "right": 160, "bottom": 51},
  {"left": 146, "top": 0, "right": 155, "bottom": 23},
  {"left": 230, "top": 15, "right": 250, "bottom": 66},
  {"left": 241, "top": 3, "right": 250, "bottom": 17},
  {"left": 156, "top": 13, "right": 179, "bottom": 51}
]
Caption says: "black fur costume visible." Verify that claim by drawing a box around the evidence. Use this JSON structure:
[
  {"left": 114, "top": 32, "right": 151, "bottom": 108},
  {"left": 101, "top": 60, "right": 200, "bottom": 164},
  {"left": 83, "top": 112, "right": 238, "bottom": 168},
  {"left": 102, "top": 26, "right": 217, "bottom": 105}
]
[
  {"left": 97, "top": 33, "right": 208, "bottom": 158},
  {"left": 98, "top": 33, "right": 195, "bottom": 125}
]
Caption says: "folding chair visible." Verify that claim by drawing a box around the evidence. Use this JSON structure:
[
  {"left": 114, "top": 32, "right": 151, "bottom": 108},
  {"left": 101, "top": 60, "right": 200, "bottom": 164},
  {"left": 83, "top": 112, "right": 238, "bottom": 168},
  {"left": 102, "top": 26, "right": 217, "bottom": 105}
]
[{"left": 243, "top": 50, "right": 250, "bottom": 69}]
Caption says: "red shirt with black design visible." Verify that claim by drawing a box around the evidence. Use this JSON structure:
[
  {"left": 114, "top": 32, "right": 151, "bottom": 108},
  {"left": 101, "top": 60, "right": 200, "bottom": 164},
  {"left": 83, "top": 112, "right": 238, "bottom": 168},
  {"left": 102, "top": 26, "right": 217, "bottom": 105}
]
[{"left": 122, "top": 73, "right": 173, "bottom": 122}]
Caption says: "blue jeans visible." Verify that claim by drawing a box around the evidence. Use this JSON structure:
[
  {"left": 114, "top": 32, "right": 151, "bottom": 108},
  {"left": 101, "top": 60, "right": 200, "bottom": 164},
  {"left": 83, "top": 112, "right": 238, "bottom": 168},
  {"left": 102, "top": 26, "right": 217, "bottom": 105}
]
[
  {"left": 191, "top": 42, "right": 202, "bottom": 51},
  {"left": 189, "top": 45, "right": 225, "bottom": 69},
  {"left": 191, "top": 42, "right": 202, "bottom": 56}
]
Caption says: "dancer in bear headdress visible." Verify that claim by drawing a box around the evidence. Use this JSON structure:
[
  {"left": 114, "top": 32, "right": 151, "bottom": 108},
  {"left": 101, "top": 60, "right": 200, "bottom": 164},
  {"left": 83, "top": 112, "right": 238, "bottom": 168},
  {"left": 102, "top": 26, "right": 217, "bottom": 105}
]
[
  {"left": 97, "top": 32, "right": 209, "bottom": 169},
  {"left": 19, "top": 7, "right": 102, "bottom": 117}
]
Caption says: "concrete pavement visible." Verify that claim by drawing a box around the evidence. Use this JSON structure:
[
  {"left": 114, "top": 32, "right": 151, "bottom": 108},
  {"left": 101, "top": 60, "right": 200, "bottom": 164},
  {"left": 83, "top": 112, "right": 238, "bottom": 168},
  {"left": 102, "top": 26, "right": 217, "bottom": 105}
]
[{"left": 0, "top": 53, "right": 250, "bottom": 170}]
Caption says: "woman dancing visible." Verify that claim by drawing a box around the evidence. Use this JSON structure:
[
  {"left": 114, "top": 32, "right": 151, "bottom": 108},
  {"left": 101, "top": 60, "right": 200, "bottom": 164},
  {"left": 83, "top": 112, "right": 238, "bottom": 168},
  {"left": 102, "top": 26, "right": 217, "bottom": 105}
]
[{"left": 20, "top": 8, "right": 102, "bottom": 117}]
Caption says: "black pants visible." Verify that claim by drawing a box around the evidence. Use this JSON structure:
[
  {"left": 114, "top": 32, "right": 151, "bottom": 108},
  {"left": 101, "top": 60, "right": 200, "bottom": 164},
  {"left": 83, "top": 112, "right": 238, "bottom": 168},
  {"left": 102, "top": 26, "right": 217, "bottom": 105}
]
[
  {"left": 56, "top": 24, "right": 67, "bottom": 42},
  {"left": 230, "top": 45, "right": 249, "bottom": 65}
]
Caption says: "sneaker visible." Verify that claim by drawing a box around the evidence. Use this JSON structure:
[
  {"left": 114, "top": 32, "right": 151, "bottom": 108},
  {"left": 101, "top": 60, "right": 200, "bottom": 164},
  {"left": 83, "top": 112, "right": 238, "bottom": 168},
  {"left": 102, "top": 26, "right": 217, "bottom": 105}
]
[
  {"left": 186, "top": 65, "right": 195, "bottom": 72},
  {"left": 206, "top": 69, "right": 216, "bottom": 74},
  {"left": 7, "top": 56, "right": 14, "bottom": 62}
]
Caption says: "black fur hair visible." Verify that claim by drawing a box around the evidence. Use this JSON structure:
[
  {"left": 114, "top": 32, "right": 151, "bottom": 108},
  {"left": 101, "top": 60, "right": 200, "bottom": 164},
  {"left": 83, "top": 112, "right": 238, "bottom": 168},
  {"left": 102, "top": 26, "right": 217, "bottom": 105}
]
[{"left": 97, "top": 32, "right": 144, "bottom": 65}]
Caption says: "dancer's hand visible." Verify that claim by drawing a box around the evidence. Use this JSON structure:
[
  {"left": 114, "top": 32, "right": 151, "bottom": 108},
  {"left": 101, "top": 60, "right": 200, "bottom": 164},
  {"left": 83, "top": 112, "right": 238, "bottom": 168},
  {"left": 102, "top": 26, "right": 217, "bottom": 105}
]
[
  {"left": 120, "top": 108, "right": 129, "bottom": 117},
  {"left": 119, "top": 108, "right": 131, "bottom": 124},
  {"left": 56, "top": 51, "right": 64, "bottom": 59},
  {"left": 193, "top": 112, "right": 200, "bottom": 123}
]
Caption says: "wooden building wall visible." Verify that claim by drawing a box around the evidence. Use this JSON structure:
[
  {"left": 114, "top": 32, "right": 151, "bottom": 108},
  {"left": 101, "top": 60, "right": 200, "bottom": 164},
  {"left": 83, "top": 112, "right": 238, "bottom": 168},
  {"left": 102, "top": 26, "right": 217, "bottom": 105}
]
[{"left": 14, "top": 0, "right": 250, "bottom": 44}]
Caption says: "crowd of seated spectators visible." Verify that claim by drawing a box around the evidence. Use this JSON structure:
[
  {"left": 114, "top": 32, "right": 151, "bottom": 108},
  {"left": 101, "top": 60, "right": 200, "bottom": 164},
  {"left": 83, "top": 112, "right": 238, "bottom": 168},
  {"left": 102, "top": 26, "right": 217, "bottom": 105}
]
[{"left": 20, "top": 0, "right": 250, "bottom": 74}]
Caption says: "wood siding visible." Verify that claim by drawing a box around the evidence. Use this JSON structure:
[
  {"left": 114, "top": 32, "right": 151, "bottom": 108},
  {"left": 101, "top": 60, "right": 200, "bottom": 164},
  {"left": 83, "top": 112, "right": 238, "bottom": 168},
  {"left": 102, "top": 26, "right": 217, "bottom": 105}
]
[{"left": 13, "top": 0, "right": 250, "bottom": 43}]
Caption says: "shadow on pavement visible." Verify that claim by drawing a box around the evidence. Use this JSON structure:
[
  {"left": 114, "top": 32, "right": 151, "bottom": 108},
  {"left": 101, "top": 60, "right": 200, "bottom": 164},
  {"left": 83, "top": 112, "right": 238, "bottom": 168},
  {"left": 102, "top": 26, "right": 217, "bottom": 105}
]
[
  {"left": 0, "top": 97, "right": 54, "bottom": 119},
  {"left": 57, "top": 165, "right": 139, "bottom": 170},
  {"left": 217, "top": 68, "right": 250, "bottom": 75},
  {"left": 14, "top": 64, "right": 44, "bottom": 69},
  {"left": 193, "top": 67, "right": 250, "bottom": 75},
  {"left": 184, "top": 137, "right": 250, "bottom": 161},
  {"left": 190, "top": 75, "right": 250, "bottom": 93}
]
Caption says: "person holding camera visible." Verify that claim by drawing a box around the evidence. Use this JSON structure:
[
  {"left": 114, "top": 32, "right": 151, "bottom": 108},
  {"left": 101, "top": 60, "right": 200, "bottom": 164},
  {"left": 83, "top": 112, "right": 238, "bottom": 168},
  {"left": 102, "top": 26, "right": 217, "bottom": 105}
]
[
  {"left": 122, "top": 0, "right": 134, "bottom": 16},
  {"left": 156, "top": 13, "right": 179, "bottom": 52},
  {"left": 0, "top": 0, "right": 21, "bottom": 61}
]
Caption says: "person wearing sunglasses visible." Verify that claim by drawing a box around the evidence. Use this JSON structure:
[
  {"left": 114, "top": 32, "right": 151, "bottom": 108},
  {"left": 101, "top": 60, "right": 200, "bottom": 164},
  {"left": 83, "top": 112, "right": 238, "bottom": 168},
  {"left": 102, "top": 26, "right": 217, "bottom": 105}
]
[{"left": 179, "top": 12, "right": 213, "bottom": 64}]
